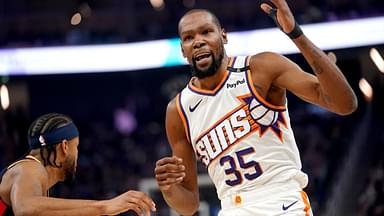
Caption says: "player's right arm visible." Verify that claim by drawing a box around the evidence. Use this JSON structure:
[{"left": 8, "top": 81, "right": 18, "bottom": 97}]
[
  {"left": 8, "top": 162, "right": 155, "bottom": 216},
  {"left": 155, "top": 97, "right": 199, "bottom": 215}
]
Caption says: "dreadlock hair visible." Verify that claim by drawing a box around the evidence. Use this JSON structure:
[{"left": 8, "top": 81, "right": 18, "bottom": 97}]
[{"left": 27, "top": 113, "right": 73, "bottom": 168}]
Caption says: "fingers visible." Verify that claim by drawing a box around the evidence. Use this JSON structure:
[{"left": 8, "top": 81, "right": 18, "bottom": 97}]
[
  {"left": 102, "top": 191, "right": 156, "bottom": 216},
  {"left": 155, "top": 156, "right": 186, "bottom": 191},
  {"left": 155, "top": 156, "right": 183, "bottom": 166},
  {"left": 327, "top": 52, "right": 337, "bottom": 63},
  {"left": 261, "top": 0, "right": 291, "bottom": 15},
  {"left": 128, "top": 205, "right": 143, "bottom": 216},
  {"left": 124, "top": 190, "right": 156, "bottom": 216},
  {"left": 155, "top": 156, "right": 185, "bottom": 173},
  {"left": 260, "top": 3, "right": 272, "bottom": 14},
  {"left": 260, "top": 0, "right": 295, "bottom": 33},
  {"left": 156, "top": 172, "right": 186, "bottom": 188},
  {"left": 268, "top": 0, "right": 288, "bottom": 10}
]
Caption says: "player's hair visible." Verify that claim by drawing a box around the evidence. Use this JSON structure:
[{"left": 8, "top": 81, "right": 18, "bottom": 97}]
[
  {"left": 28, "top": 113, "right": 74, "bottom": 168},
  {"left": 178, "top": 9, "right": 222, "bottom": 33}
]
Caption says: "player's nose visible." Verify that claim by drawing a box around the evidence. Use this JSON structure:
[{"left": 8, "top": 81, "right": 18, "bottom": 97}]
[{"left": 192, "top": 36, "right": 206, "bottom": 49}]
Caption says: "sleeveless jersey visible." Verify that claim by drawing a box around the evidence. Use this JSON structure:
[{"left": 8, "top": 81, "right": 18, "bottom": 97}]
[
  {"left": 177, "top": 56, "right": 308, "bottom": 200},
  {"left": 0, "top": 155, "right": 42, "bottom": 216}
]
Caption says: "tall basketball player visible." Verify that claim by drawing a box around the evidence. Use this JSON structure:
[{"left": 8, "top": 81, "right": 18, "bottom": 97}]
[
  {"left": 154, "top": 0, "right": 357, "bottom": 215},
  {"left": 0, "top": 113, "right": 156, "bottom": 216}
]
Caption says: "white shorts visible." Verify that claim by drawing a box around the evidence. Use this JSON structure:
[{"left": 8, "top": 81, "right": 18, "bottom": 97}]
[{"left": 218, "top": 180, "right": 313, "bottom": 216}]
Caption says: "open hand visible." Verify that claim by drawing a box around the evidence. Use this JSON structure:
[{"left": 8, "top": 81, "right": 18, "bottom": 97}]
[
  {"left": 260, "top": 0, "right": 296, "bottom": 33},
  {"left": 103, "top": 190, "right": 156, "bottom": 216}
]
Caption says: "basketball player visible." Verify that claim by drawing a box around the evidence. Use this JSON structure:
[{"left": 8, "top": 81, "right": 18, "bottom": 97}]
[
  {"left": 0, "top": 113, "right": 156, "bottom": 216},
  {"left": 154, "top": 0, "right": 357, "bottom": 215}
]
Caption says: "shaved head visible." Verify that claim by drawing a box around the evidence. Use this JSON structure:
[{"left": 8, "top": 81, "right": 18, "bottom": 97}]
[{"left": 178, "top": 9, "right": 222, "bottom": 34}]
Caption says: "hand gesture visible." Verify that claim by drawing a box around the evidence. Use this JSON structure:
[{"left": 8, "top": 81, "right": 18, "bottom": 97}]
[
  {"left": 155, "top": 156, "right": 186, "bottom": 192},
  {"left": 261, "top": 0, "right": 296, "bottom": 34},
  {"left": 103, "top": 190, "right": 156, "bottom": 216}
]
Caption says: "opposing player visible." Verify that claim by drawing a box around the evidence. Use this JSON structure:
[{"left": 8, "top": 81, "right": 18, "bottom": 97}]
[
  {"left": 0, "top": 113, "right": 156, "bottom": 216},
  {"left": 154, "top": 0, "right": 357, "bottom": 215}
]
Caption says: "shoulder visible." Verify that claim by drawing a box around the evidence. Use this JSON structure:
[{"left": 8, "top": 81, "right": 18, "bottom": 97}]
[
  {"left": 249, "top": 52, "right": 287, "bottom": 68},
  {"left": 0, "top": 160, "right": 48, "bottom": 202},
  {"left": 166, "top": 96, "right": 184, "bottom": 126},
  {"left": 5, "top": 160, "right": 48, "bottom": 186},
  {"left": 166, "top": 96, "right": 178, "bottom": 114},
  {"left": 249, "top": 52, "right": 299, "bottom": 77}
]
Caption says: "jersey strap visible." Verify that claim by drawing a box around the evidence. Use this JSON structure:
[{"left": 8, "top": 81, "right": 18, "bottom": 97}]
[{"left": 227, "top": 56, "right": 250, "bottom": 72}]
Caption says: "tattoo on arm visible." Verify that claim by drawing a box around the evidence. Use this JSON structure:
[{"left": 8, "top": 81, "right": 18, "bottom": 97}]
[
  {"left": 312, "top": 60, "right": 324, "bottom": 75},
  {"left": 299, "top": 40, "right": 325, "bottom": 75}
]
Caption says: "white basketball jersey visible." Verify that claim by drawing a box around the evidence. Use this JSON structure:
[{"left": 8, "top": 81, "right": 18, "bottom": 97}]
[{"left": 177, "top": 56, "right": 308, "bottom": 200}]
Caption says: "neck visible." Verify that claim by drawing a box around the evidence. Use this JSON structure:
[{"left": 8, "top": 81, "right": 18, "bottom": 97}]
[
  {"left": 194, "top": 55, "right": 229, "bottom": 90},
  {"left": 45, "top": 166, "right": 63, "bottom": 188},
  {"left": 28, "top": 153, "right": 64, "bottom": 188}
]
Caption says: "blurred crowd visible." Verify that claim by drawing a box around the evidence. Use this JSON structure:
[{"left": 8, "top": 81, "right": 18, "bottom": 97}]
[
  {"left": 1, "top": 0, "right": 384, "bottom": 48},
  {"left": 1, "top": 0, "right": 384, "bottom": 215},
  {"left": 0, "top": 64, "right": 368, "bottom": 215},
  {"left": 357, "top": 102, "right": 384, "bottom": 216},
  {"left": 358, "top": 161, "right": 384, "bottom": 216}
]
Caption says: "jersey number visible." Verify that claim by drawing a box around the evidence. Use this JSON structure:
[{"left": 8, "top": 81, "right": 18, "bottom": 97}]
[{"left": 219, "top": 147, "right": 262, "bottom": 186}]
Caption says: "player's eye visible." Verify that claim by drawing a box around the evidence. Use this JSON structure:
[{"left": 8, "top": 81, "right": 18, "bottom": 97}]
[{"left": 183, "top": 36, "right": 193, "bottom": 42}]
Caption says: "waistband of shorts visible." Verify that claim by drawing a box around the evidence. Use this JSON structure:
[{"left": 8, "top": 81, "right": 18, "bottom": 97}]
[{"left": 220, "top": 179, "right": 301, "bottom": 209}]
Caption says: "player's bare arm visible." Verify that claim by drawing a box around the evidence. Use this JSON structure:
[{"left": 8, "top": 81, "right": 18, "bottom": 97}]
[
  {"left": 155, "top": 98, "right": 199, "bottom": 215},
  {"left": 258, "top": 0, "right": 357, "bottom": 115},
  {"left": 7, "top": 162, "right": 155, "bottom": 216}
]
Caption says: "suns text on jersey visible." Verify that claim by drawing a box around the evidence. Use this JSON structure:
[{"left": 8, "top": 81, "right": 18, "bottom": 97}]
[
  {"left": 195, "top": 95, "right": 260, "bottom": 167},
  {"left": 194, "top": 94, "right": 287, "bottom": 167}
]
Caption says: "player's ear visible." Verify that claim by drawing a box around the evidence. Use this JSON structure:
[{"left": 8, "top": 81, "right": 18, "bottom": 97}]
[
  {"left": 221, "top": 28, "right": 228, "bottom": 44},
  {"left": 60, "top": 139, "right": 69, "bottom": 155}
]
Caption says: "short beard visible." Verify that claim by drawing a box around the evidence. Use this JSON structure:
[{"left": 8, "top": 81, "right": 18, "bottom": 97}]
[
  {"left": 191, "top": 50, "right": 224, "bottom": 79},
  {"left": 63, "top": 156, "right": 76, "bottom": 184}
]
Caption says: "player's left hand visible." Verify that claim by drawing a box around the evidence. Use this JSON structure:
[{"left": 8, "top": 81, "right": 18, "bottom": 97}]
[
  {"left": 154, "top": 156, "right": 186, "bottom": 192},
  {"left": 260, "top": 0, "right": 296, "bottom": 33}
]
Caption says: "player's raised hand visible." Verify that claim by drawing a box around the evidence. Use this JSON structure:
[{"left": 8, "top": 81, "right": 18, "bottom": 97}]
[
  {"left": 102, "top": 190, "right": 156, "bottom": 216},
  {"left": 155, "top": 156, "right": 186, "bottom": 191},
  {"left": 327, "top": 52, "right": 337, "bottom": 63},
  {"left": 260, "top": 0, "right": 296, "bottom": 34}
]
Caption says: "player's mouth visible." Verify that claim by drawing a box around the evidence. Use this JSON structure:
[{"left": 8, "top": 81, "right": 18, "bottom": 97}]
[{"left": 193, "top": 52, "right": 212, "bottom": 66}]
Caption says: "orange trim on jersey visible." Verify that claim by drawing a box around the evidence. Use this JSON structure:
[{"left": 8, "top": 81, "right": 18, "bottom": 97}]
[
  {"left": 188, "top": 70, "right": 230, "bottom": 95},
  {"left": 25, "top": 155, "right": 42, "bottom": 164},
  {"left": 227, "top": 56, "right": 235, "bottom": 68},
  {"left": 187, "top": 57, "right": 234, "bottom": 95},
  {"left": 300, "top": 191, "right": 311, "bottom": 216},
  {"left": 201, "top": 94, "right": 263, "bottom": 166},
  {"left": 208, "top": 129, "right": 258, "bottom": 167},
  {"left": 193, "top": 92, "right": 287, "bottom": 167},
  {"left": 278, "top": 111, "right": 288, "bottom": 128},
  {"left": 195, "top": 93, "right": 253, "bottom": 142},
  {"left": 246, "top": 70, "right": 286, "bottom": 110},
  {"left": 175, "top": 94, "right": 191, "bottom": 144},
  {"left": 245, "top": 55, "right": 251, "bottom": 67},
  {"left": 6, "top": 155, "right": 41, "bottom": 170}
]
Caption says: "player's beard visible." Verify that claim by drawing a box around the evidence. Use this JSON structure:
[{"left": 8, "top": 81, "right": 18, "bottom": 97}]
[
  {"left": 63, "top": 155, "right": 76, "bottom": 184},
  {"left": 191, "top": 44, "right": 224, "bottom": 79}
]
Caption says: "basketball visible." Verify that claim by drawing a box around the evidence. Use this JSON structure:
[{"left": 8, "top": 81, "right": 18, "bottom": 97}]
[{"left": 249, "top": 98, "right": 278, "bottom": 126}]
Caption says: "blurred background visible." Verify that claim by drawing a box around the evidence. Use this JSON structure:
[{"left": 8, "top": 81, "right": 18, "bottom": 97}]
[{"left": 0, "top": 0, "right": 384, "bottom": 215}]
